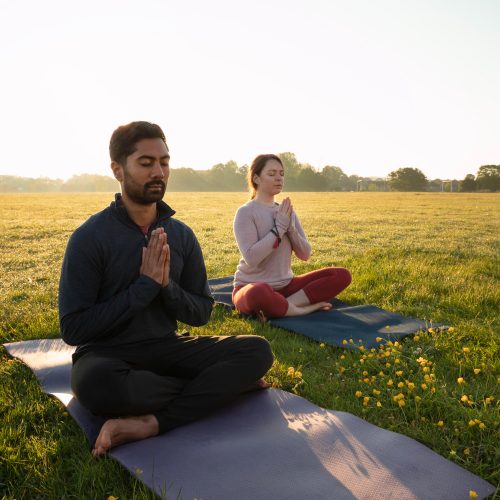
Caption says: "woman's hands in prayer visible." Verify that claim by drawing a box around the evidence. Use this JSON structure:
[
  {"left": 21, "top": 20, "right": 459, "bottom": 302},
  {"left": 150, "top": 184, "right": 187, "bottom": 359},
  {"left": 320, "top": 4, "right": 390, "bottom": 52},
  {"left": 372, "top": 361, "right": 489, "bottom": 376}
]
[{"left": 276, "top": 197, "right": 293, "bottom": 230}]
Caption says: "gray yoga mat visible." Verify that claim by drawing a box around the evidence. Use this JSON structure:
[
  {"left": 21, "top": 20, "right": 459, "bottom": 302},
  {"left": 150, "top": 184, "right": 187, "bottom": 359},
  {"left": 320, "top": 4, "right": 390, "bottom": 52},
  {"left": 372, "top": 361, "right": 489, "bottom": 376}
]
[
  {"left": 208, "top": 276, "right": 439, "bottom": 349},
  {"left": 4, "top": 338, "right": 494, "bottom": 499}
]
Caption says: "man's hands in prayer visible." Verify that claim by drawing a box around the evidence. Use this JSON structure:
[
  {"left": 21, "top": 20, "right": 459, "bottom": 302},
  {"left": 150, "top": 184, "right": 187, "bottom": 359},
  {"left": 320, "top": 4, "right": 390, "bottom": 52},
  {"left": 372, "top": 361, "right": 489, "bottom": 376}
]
[{"left": 140, "top": 228, "right": 170, "bottom": 287}]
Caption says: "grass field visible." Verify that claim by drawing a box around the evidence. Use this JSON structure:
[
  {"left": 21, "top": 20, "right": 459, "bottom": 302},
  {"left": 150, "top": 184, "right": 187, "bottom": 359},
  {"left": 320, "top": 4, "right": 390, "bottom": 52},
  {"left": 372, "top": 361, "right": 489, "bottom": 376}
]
[{"left": 1, "top": 192, "right": 499, "bottom": 499}]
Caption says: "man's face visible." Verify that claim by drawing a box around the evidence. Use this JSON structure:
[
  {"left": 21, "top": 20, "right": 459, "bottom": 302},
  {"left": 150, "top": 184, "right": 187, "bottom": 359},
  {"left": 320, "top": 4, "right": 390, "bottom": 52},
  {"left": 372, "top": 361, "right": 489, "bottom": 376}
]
[{"left": 116, "top": 138, "right": 170, "bottom": 205}]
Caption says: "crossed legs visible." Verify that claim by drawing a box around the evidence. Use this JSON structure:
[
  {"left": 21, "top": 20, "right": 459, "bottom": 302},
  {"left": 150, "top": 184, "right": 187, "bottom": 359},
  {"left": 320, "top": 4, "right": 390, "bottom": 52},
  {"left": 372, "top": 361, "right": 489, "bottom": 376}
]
[
  {"left": 71, "top": 334, "right": 274, "bottom": 455},
  {"left": 233, "top": 267, "right": 352, "bottom": 318}
]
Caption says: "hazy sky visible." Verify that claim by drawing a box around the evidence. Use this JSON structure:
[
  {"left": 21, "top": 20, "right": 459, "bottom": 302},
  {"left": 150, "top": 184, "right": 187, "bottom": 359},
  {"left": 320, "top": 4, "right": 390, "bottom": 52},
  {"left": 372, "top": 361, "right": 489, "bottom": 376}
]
[{"left": 1, "top": 0, "right": 499, "bottom": 180}]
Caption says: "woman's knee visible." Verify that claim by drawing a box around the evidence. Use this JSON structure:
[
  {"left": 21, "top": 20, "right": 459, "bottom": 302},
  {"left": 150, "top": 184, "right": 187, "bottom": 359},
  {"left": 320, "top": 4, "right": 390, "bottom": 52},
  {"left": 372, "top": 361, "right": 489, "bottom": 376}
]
[
  {"left": 334, "top": 267, "right": 352, "bottom": 287},
  {"left": 234, "top": 283, "right": 275, "bottom": 314}
]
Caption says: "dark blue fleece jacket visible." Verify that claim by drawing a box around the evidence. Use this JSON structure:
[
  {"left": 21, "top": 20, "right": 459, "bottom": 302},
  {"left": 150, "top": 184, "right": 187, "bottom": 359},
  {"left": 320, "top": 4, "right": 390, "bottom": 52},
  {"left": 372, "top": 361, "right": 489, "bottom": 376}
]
[{"left": 58, "top": 194, "right": 213, "bottom": 359}]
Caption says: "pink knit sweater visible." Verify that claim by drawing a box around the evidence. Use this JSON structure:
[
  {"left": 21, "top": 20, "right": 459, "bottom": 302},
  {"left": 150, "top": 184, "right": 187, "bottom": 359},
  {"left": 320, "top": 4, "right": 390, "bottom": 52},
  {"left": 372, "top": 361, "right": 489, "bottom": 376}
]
[{"left": 233, "top": 200, "right": 311, "bottom": 289}]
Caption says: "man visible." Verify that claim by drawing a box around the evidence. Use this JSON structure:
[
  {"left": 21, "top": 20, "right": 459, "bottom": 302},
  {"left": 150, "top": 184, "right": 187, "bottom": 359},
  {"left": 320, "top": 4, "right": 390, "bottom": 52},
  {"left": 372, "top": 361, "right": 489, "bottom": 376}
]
[{"left": 59, "top": 121, "right": 274, "bottom": 456}]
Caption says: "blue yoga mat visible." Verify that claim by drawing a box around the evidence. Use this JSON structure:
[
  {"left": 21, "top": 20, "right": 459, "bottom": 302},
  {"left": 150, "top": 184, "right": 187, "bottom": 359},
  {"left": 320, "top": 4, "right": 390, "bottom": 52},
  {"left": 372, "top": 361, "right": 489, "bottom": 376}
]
[
  {"left": 4, "top": 339, "right": 495, "bottom": 500},
  {"left": 208, "top": 276, "right": 440, "bottom": 350}
]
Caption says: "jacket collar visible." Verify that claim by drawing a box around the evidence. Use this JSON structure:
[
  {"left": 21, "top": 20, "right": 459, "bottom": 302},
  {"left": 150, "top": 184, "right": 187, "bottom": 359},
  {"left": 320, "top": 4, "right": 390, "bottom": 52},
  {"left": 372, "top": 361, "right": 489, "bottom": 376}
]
[{"left": 111, "top": 193, "right": 176, "bottom": 225}]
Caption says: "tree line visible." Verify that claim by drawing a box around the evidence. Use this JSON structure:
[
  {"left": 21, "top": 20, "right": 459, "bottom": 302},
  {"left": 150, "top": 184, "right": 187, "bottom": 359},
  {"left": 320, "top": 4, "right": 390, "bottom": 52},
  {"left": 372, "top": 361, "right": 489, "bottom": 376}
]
[{"left": 0, "top": 154, "right": 498, "bottom": 193}]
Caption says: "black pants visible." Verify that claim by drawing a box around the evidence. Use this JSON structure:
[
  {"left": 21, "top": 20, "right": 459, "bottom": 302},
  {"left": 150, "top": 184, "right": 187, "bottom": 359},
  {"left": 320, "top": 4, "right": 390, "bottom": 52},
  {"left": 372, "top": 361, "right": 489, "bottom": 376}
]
[{"left": 71, "top": 334, "right": 274, "bottom": 434}]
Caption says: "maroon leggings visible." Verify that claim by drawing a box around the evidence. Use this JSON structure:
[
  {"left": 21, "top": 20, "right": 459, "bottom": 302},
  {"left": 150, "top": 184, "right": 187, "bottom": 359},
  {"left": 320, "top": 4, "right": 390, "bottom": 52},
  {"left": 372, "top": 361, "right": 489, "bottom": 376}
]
[{"left": 232, "top": 267, "right": 352, "bottom": 318}]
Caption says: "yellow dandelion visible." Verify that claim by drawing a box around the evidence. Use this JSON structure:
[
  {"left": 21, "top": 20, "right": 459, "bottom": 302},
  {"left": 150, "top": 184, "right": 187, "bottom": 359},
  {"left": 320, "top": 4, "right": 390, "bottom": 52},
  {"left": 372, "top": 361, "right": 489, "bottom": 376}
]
[
  {"left": 407, "top": 382, "right": 415, "bottom": 390},
  {"left": 359, "top": 346, "right": 365, "bottom": 352},
  {"left": 413, "top": 335, "right": 420, "bottom": 342},
  {"left": 464, "top": 448, "right": 470, "bottom": 455},
  {"left": 368, "top": 353, "right": 374, "bottom": 358},
  {"left": 473, "top": 368, "right": 480, "bottom": 375},
  {"left": 376, "top": 401, "right": 382, "bottom": 407},
  {"left": 462, "top": 347, "right": 470, "bottom": 353},
  {"left": 397, "top": 382, "right": 404, "bottom": 388},
  {"left": 393, "top": 393, "right": 404, "bottom": 401},
  {"left": 295, "top": 371, "right": 303, "bottom": 378},
  {"left": 108, "top": 496, "right": 118, "bottom": 500},
  {"left": 424, "top": 374, "right": 431, "bottom": 382},
  {"left": 135, "top": 467, "right": 143, "bottom": 476},
  {"left": 287, "top": 367, "right": 295, "bottom": 376},
  {"left": 363, "top": 377, "right": 370, "bottom": 383},
  {"left": 394, "top": 358, "right": 401, "bottom": 364},
  {"left": 387, "top": 379, "right": 394, "bottom": 386},
  {"left": 355, "top": 391, "right": 363, "bottom": 398},
  {"left": 340, "top": 355, "right": 345, "bottom": 360},
  {"left": 379, "top": 371, "right": 385, "bottom": 376},
  {"left": 430, "top": 387, "right": 436, "bottom": 393},
  {"left": 385, "top": 325, "right": 391, "bottom": 330},
  {"left": 385, "top": 362, "right": 391, "bottom": 368},
  {"left": 415, "top": 395, "right": 422, "bottom": 402},
  {"left": 469, "top": 491, "right": 477, "bottom": 498},
  {"left": 372, "top": 389, "right": 381, "bottom": 395},
  {"left": 339, "top": 367, "right": 345, "bottom": 373},
  {"left": 376, "top": 337, "right": 383, "bottom": 342},
  {"left": 468, "top": 420, "right": 476, "bottom": 427},
  {"left": 448, "top": 327, "right": 455, "bottom": 333},
  {"left": 62, "top": 411, "right": 69, "bottom": 417},
  {"left": 320, "top": 343, "right": 326, "bottom": 348},
  {"left": 342, "top": 339, "right": 348, "bottom": 345},
  {"left": 371, "top": 348, "right": 376, "bottom": 353},
  {"left": 349, "top": 339, "right": 354, "bottom": 344},
  {"left": 461, "top": 395, "right": 469, "bottom": 403},
  {"left": 457, "top": 377, "right": 465, "bottom": 385},
  {"left": 360, "top": 359, "right": 365, "bottom": 364},
  {"left": 423, "top": 366, "right": 430, "bottom": 373},
  {"left": 421, "top": 383, "right": 428, "bottom": 390},
  {"left": 437, "top": 420, "right": 444, "bottom": 427},
  {"left": 398, "top": 399, "right": 406, "bottom": 407},
  {"left": 428, "top": 328, "right": 435, "bottom": 334},
  {"left": 363, "top": 396, "right": 370, "bottom": 403},
  {"left": 479, "top": 422, "right": 486, "bottom": 430},
  {"left": 484, "top": 397, "right": 492, "bottom": 405},
  {"left": 396, "top": 370, "right": 403, "bottom": 377},
  {"left": 362, "top": 370, "right": 368, "bottom": 376}
]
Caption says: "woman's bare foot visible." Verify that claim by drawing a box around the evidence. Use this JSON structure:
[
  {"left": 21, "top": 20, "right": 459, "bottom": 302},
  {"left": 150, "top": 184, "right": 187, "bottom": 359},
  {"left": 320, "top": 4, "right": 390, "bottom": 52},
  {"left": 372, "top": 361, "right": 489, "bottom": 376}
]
[
  {"left": 244, "top": 377, "right": 271, "bottom": 393},
  {"left": 92, "top": 414, "right": 159, "bottom": 457},
  {"left": 285, "top": 301, "right": 332, "bottom": 317}
]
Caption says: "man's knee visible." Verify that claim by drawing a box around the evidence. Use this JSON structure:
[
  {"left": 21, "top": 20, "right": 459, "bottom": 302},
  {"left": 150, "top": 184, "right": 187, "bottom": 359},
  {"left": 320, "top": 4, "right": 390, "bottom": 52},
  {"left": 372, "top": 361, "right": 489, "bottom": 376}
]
[
  {"left": 71, "top": 356, "right": 128, "bottom": 415},
  {"left": 240, "top": 335, "right": 274, "bottom": 374}
]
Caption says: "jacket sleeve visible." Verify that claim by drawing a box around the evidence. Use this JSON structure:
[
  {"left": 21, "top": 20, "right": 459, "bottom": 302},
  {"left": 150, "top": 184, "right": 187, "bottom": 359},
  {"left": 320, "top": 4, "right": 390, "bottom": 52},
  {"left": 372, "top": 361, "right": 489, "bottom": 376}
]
[
  {"left": 233, "top": 206, "right": 282, "bottom": 268},
  {"left": 160, "top": 229, "right": 214, "bottom": 326},
  {"left": 59, "top": 230, "right": 161, "bottom": 346},
  {"left": 287, "top": 212, "right": 311, "bottom": 261}
]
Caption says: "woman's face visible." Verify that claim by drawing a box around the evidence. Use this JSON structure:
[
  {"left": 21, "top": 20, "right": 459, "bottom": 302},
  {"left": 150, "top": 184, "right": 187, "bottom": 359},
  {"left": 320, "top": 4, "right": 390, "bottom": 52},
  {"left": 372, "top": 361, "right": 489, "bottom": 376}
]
[{"left": 254, "top": 159, "right": 284, "bottom": 196}]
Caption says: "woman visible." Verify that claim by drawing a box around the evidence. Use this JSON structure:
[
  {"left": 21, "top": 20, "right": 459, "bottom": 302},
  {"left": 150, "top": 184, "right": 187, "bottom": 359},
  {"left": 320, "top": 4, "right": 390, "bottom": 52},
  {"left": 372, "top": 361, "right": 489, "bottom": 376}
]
[{"left": 232, "top": 154, "right": 352, "bottom": 319}]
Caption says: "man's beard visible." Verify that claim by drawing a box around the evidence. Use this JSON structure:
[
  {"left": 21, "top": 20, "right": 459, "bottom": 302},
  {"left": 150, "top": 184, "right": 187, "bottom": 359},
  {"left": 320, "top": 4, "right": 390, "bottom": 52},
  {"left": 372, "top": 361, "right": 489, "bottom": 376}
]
[{"left": 123, "top": 177, "right": 167, "bottom": 205}]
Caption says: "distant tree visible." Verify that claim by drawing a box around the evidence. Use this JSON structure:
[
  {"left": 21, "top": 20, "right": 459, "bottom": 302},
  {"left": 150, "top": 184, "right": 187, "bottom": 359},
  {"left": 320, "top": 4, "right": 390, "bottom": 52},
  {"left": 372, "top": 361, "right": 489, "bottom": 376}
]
[
  {"left": 459, "top": 174, "right": 477, "bottom": 192},
  {"left": 205, "top": 161, "right": 246, "bottom": 191},
  {"left": 169, "top": 168, "right": 210, "bottom": 191},
  {"left": 321, "top": 166, "right": 348, "bottom": 191},
  {"left": 476, "top": 165, "right": 499, "bottom": 192},
  {"left": 388, "top": 168, "right": 428, "bottom": 191},
  {"left": 296, "top": 166, "right": 325, "bottom": 191},
  {"left": 62, "top": 174, "right": 118, "bottom": 192}
]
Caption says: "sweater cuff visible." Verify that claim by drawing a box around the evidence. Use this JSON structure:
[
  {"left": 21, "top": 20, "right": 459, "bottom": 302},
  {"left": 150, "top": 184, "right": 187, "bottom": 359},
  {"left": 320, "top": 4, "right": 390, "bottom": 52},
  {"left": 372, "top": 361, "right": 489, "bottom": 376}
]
[{"left": 129, "top": 275, "right": 162, "bottom": 311}]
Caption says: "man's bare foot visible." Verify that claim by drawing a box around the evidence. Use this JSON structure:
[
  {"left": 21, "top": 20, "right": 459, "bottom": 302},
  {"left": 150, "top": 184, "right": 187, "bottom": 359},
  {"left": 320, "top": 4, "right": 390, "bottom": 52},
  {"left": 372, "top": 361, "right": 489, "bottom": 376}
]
[
  {"left": 285, "top": 301, "right": 332, "bottom": 317},
  {"left": 245, "top": 377, "right": 271, "bottom": 393},
  {"left": 92, "top": 414, "right": 159, "bottom": 457}
]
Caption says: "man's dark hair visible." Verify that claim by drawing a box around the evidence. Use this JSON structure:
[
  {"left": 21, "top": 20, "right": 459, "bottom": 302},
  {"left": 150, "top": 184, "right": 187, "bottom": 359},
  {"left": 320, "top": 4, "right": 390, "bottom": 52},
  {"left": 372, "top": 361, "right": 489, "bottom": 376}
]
[{"left": 109, "top": 121, "right": 167, "bottom": 166}]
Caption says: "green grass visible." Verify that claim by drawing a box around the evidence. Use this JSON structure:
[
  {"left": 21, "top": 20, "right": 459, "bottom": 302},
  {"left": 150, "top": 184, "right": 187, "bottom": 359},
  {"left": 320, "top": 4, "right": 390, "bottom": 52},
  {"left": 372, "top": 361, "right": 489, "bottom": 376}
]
[{"left": 1, "top": 192, "right": 499, "bottom": 499}]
